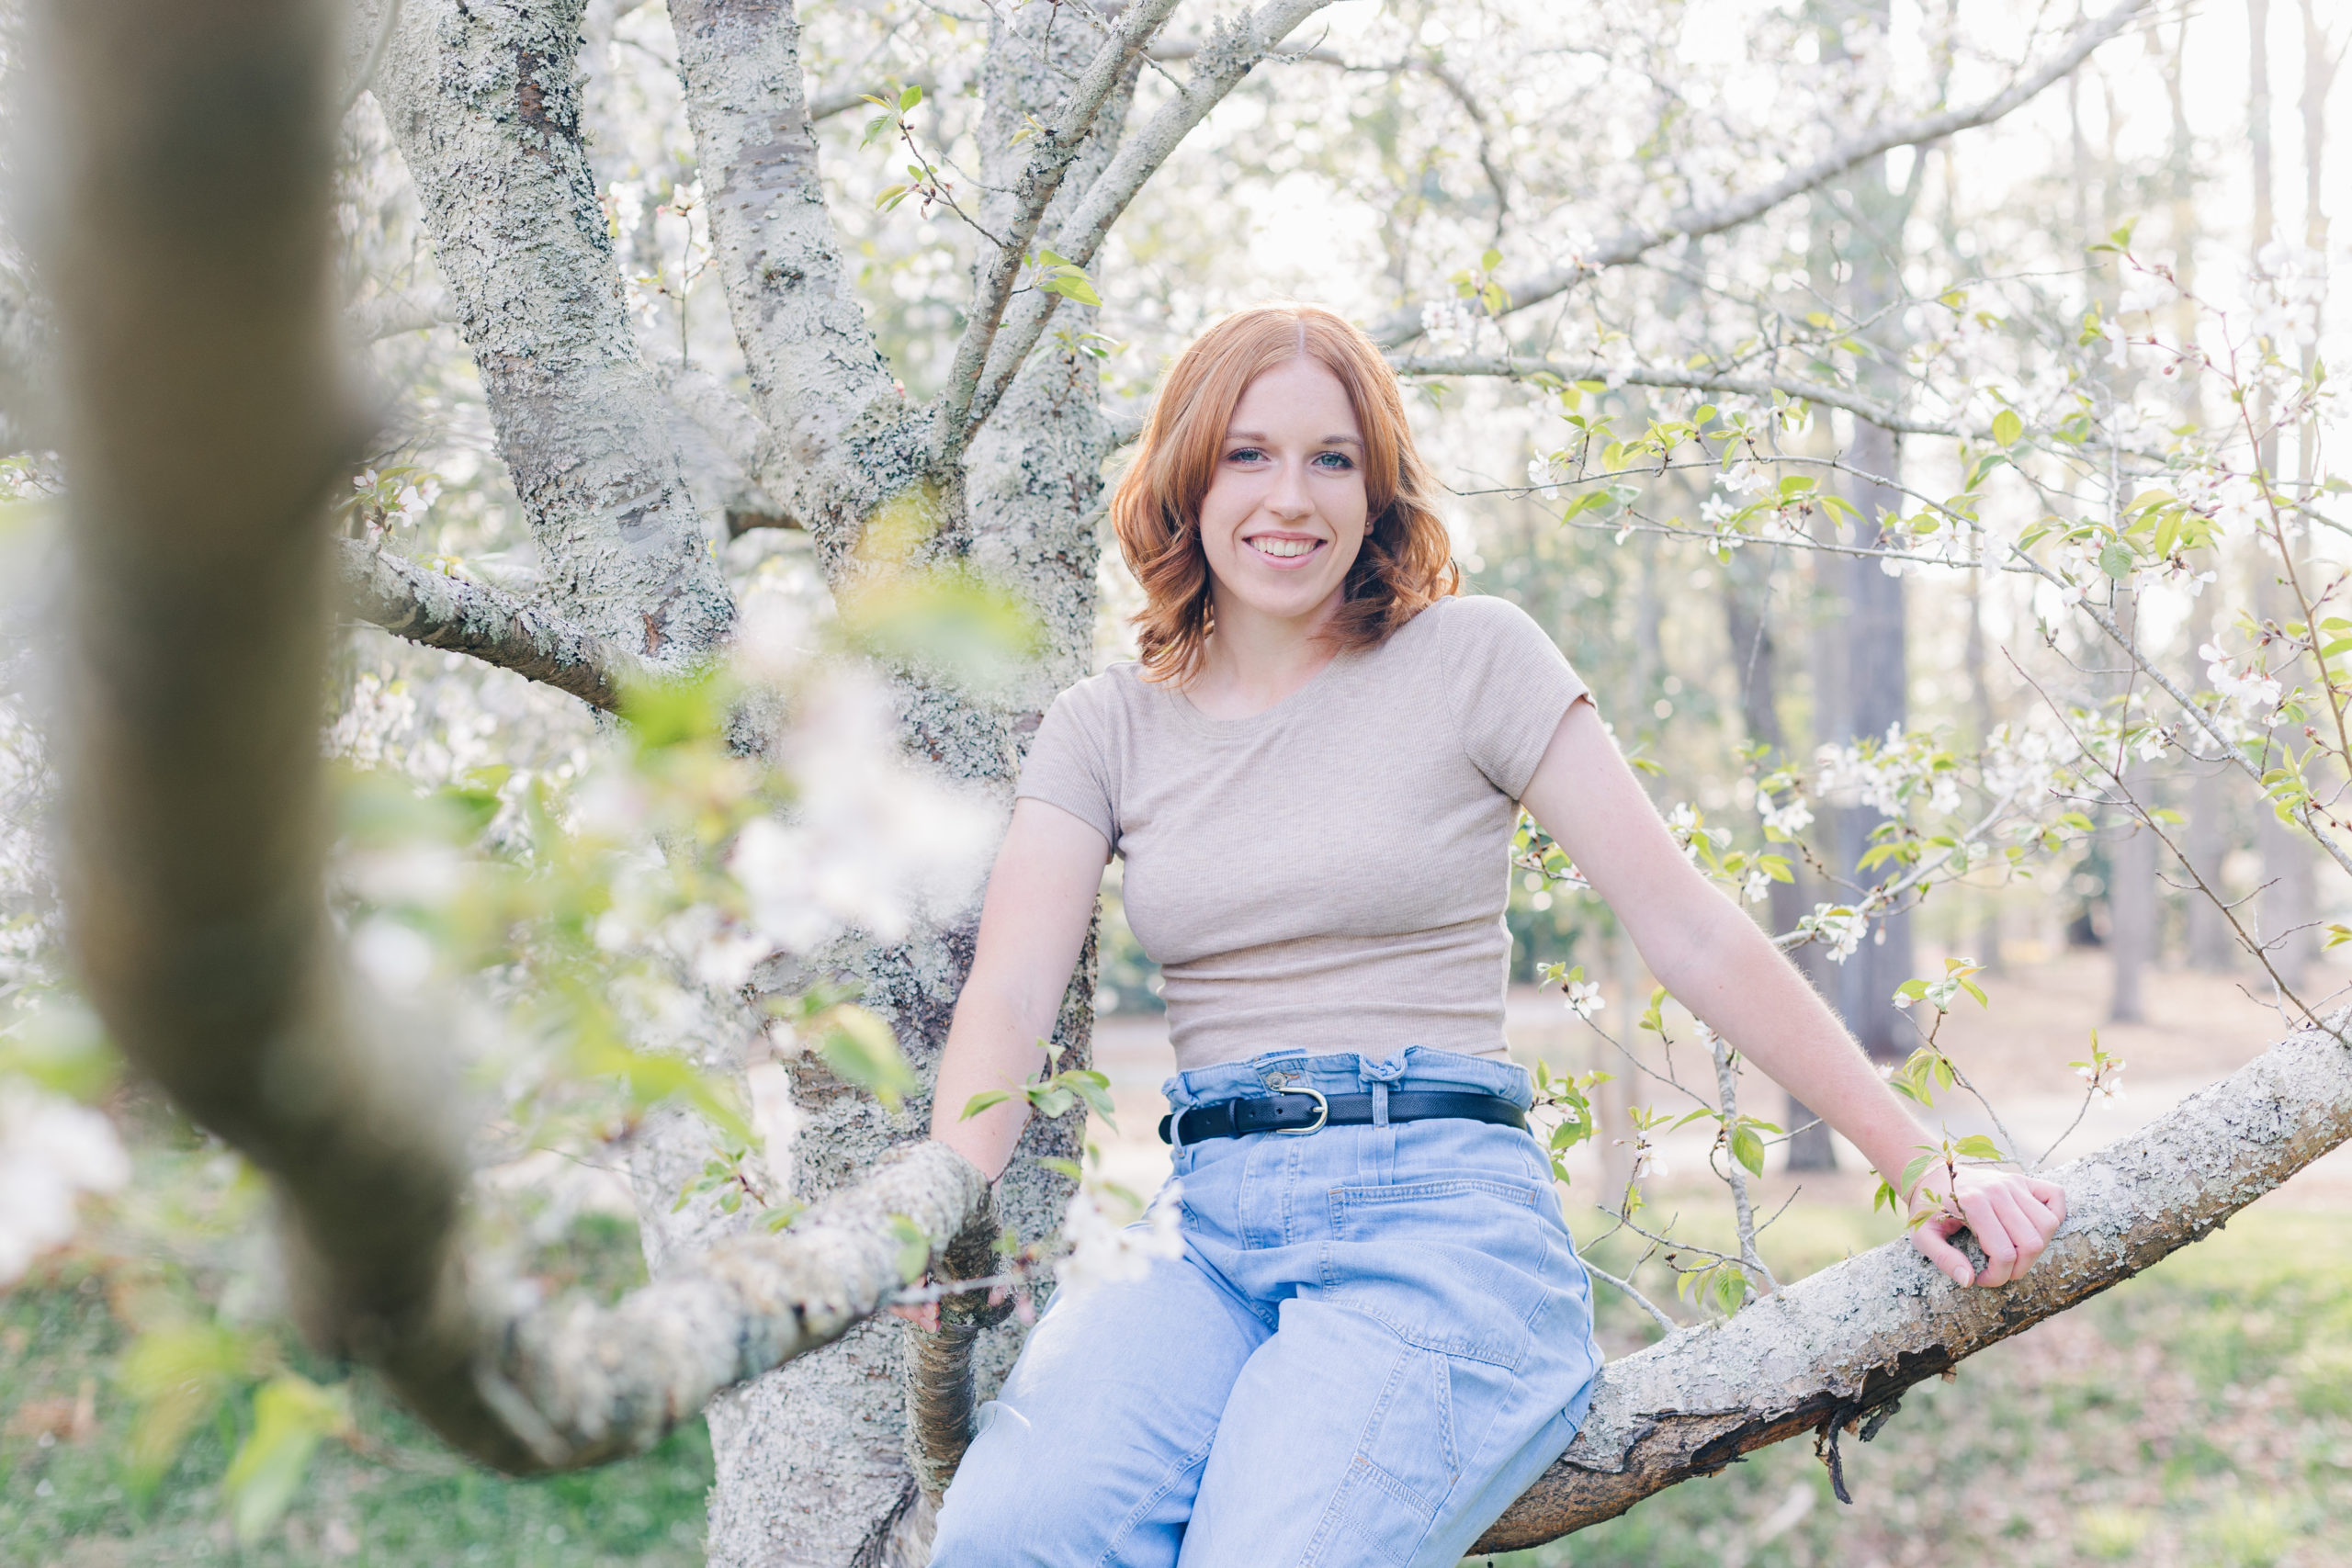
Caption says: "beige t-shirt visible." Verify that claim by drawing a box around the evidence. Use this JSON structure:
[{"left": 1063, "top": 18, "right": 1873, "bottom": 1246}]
[{"left": 1015, "top": 594, "right": 1589, "bottom": 1072}]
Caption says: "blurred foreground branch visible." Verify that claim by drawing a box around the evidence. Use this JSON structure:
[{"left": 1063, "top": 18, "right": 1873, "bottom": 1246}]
[{"left": 37, "top": 0, "right": 986, "bottom": 1478}]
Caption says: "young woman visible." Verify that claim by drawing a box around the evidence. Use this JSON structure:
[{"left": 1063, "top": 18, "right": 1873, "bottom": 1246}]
[{"left": 921, "top": 304, "right": 2064, "bottom": 1566}]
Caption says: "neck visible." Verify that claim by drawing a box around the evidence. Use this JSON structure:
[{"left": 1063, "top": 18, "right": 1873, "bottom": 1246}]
[{"left": 1188, "top": 584, "right": 1345, "bottom": 716}]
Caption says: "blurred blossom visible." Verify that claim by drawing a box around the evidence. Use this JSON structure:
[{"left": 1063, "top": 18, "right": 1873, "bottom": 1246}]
[
  {"left": 1057, "top": 1174, "right": 1183, "bottom": 1295},
  {"left": 0, "top": 1081, "right": 129, "bottom": 1285},
  {"left": 352, "top": 918, "right": 435, "bottom": 991},
  {"left": 1419, "top": 299, "right": 1476, "bottom": 353},
  {"left": 728, "top": 668, "right": 995, "bottom": 962}
]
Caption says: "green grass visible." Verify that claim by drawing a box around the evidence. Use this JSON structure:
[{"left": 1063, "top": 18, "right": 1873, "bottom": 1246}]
[
  {"left": 1, "top": 1239, "right": 711, "bottom": 1567},
  {"left": 1490, "top": 1207, "right": 2352, "bottom": 1568},
  {"left": 9, "top": 1203, "right": 2352, "bottom": 1563}
]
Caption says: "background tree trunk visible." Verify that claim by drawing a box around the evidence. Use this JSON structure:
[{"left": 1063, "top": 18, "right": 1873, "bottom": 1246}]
[{"left": 1724, "top": 551, "right": 1837, "bottom": 1170}]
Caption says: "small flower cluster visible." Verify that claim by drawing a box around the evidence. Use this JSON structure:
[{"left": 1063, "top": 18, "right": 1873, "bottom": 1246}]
[
  {"left": 1420, "top": 298, "right": 1478, "bottom": 353},
  {"left": 1057, "top": 1171, "right": 1184, "bottom": 1295},
  {"left": 1813, "top": 724, "right": 1960, "bottom": 818},
  {"left": 2198, "top": 638, "right": 2284, "bottom": 720}
]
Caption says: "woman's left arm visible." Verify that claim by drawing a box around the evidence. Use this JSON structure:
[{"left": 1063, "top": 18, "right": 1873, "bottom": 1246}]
[{"left": 1519, "top": 697, "right": 2064, "bottom": 1288}]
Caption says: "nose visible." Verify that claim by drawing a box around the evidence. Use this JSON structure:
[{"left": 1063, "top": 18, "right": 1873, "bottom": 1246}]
[{"left": 1265, "top": 457, "right": 1312, "bottom": 520}]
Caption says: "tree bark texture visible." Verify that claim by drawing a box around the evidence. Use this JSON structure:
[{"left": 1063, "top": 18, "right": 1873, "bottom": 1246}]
[
  {"left": 360, "top": 0, "right": 734, "bottom": 660},
  {"left": 334, "top": 538, "right": 643, "bottom": 709}
]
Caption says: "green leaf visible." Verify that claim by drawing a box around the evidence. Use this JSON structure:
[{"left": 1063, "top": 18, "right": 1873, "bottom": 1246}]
[
  {"left": 1952, "top": 1134, "right": 2005, "bottom": 1161},
  {"left": 888, "top": 1214, "right": 933, "bottom": 1282},
  {"left": 1730, "top": 1124, "right": 1766, "bottom": 1177},
  {"left": 818, "top": 1005, "right": 919, "bottom": 1111},
  {"left": 960, "top": 1089, "right": 1012, "bottom": 1121},
  {"left": 119, "top": 1323, "right": 256, "bottom": 1496},
  {"left": 2098, "top": 543, "right": 2136, "bottom": 581},
  {"left": 899, "top": 84, "right": 922, "bottom": 111},
  {"left": 0, "top": 999, "right": 119, "bottom": 1102},
  {"left": 224, "top": 1375, "right": 349, "bottom": 1544},
  {"left": 1480, "top": 248, "right": 1503, "bottom": 271},
  {"left": 1044, "top": 272, "right": 1102, "bottom": 307},
  {"left": 617, "top": 666, "right": 730, "bottom": 750},
  {"left": 1990, "top": 408, "right": 2023, "bottom": 447}
]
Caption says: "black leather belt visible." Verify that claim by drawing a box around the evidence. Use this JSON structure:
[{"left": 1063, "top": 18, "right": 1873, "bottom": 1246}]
[{"left": 1156, "top": 1089, "right": 1527, "bottom": 1145}]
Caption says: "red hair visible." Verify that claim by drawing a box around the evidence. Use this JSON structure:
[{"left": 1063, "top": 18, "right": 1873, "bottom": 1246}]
[{"left": 1110, "top": 304, "right": 1459, "bottom": 683}]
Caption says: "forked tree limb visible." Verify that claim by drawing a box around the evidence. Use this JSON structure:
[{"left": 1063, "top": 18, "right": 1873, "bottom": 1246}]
[
  {"left": 1367, "top": 0, "right": 2154, "bottom": 347},
  {"left": 38, "top": 0, "right": 990, "bottom": 1479},
  {"left": 935, "top": 0, "right": 1186, "bottom": 451},
  {"left": 968, "top": 0, "right": 1340, "bottom": 428},
  {"left": 334, "top": 540, "right": 643, "bottom": 711}
]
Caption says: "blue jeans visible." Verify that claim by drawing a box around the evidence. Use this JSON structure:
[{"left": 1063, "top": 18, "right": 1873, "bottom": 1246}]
[{"left": 931, "top": 1047, "right": 1602, "bottom": 1567}]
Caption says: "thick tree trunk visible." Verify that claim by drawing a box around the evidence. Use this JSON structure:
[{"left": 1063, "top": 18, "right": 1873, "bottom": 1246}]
[{"left": 674, "top": 5, "right": 1138, "bottom": 1559}]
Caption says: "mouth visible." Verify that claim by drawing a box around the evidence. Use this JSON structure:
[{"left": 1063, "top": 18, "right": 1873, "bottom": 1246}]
[{"left": 1243, "top": 534, "right": 1326, "bottom": 568}]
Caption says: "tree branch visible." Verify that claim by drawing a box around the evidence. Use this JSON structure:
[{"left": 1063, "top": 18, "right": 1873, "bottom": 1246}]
[
  {"left": 670, "top": 0, "right": 931, "bottom": 563},
  {"left": 967, "top": 0, "right": 1340, "bottom": 428},
  {"left": 1369, "top": 0, "right": 2154, "bottom": 346},
  {"left": 335, "top": 541, "right": 642, "bottom": 711},
  {"left": 1388, "top": 352, "right": 1964, "bottom": 437},
  {"left": 359, "top": 0, "right": 734, "bottom": 660},
  {"left": 934, "top": 0, "right": 1184, "bottom": 456},
  {"left": 1475, "top": 1013, "right": 2352, "bottom": 1549},
  {"left": 344, "top": 286, "right": 454, "bottom": 343},
  {"left": 40, "top": 0, "right": 992, "bottom": 1479}
]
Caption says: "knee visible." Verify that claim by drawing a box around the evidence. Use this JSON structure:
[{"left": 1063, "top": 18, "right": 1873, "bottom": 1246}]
[{"left": 929, "top": 1403, "right": 1162, "bottom": 1567}]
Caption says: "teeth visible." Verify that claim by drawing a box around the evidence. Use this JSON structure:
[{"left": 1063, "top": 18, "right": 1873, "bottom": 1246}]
[{"left": 1252, "top": 537, "right": 1317, "bottom": 558}]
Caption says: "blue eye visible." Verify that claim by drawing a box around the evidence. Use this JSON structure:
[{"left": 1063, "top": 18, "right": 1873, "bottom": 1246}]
[
  {"left": 1227, "top": 446, "right": 1266, "bottom": 463},
  {"left": 1314, "top": 451, "right": 1355, "bottom": 470}
]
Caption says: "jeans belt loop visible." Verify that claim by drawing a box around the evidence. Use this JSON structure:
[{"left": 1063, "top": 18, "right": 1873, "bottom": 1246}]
[{"left": 1371, "top": 1083, "right": 1390, "bottom": 1126}]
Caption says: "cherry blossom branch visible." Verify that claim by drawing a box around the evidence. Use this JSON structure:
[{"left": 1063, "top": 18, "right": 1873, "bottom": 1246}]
[{"left": 1371, "top": 0, "right": 2154, "bottom": 347}]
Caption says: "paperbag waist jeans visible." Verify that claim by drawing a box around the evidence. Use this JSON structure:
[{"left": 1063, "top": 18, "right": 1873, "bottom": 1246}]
[{"left": 930, "top": 1046, "right": 1603, "bottom": 1568}]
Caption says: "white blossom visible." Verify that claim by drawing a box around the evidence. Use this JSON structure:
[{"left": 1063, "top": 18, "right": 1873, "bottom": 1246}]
[
  {"left": 0, "top": 1081, "right": 130, "bottom": 1286},
  {"left": 1419, "top": 298, "right": 1476, "bottom": 352},
  {"left": 2199, "top": 640, "right": 2283, "bottom": 719},
  {"left": 1564, "top": 981, "right": 1605, "bottom": 1019},
  {"left": 1057, "top": 1176, "right": 1183, "bottom": 1294}
]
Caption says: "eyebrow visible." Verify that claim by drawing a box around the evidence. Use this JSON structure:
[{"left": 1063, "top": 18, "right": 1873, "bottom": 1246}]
[{"left": 1225, "top": 430, "right": 1363, "bottom": 446}]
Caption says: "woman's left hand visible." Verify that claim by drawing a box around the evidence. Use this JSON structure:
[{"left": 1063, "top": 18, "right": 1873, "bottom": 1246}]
[{"left": 1909, "top": 1165, "right": 2066, "bottom": 1288}]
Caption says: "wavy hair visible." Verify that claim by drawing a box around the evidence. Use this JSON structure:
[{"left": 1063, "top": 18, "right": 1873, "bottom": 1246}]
[{"left": 1110, "top": 304, "right": 1460, "bottom": 684}]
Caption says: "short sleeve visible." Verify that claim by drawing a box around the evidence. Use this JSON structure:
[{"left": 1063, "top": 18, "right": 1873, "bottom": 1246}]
[
  {"left": 1440, "top": 595, "right": 1591, "bottom": 797},
  {"left": 1014, "top": 680, "right": 1120, "bottom": 850}
]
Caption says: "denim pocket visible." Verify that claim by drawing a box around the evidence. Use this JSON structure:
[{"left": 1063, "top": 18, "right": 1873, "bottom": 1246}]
[{"left": 1323, "top": 1178, "right": 1557, "bottom": 1371}]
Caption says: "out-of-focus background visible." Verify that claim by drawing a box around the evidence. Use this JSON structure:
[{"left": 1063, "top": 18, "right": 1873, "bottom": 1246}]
[{"left": 7, "top": 0, "right": 2352, "bottom": 1561}]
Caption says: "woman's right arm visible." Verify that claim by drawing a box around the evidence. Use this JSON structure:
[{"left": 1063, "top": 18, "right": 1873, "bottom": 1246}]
[{"left": 929, "top": 797, "right": 1113, "bottom": 1182}]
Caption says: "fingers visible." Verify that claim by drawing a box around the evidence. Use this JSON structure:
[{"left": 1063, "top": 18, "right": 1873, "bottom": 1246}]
[
  {"left": 888, "top": 1302, "right": 941, "bottom": 1332},
  {"left": 1909, "top": 1213, "right": 1977, "bottom": 1288},
  {"left": 1956, "top": 1187, "right": 2018, "bottom": 1285},
  {"left": 1985, "top": 1188, "right": 2050, "bottom": 1284},
  {"left": 2024, "top": 1176, "right": 2068, "bottom": 1224}
]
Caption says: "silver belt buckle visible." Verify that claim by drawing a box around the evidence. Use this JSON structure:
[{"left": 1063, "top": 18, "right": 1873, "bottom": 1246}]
[{"left": 1274, "top": 1086, "right": 1329, "bottom": 1135}]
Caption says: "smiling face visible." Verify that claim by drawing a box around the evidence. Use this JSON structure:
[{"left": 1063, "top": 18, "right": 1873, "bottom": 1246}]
[{"left": 1194, "top": 356, "right": 1371, "bottom": 633}]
